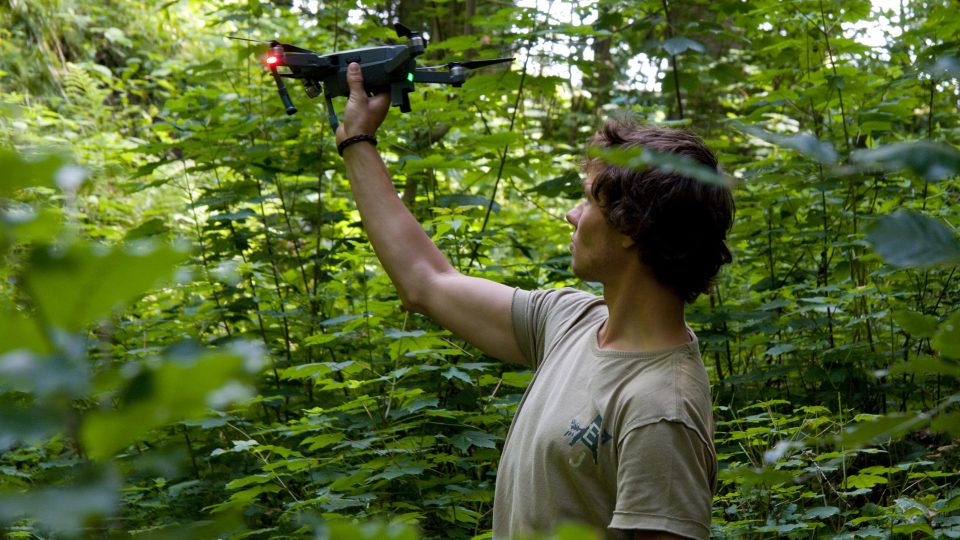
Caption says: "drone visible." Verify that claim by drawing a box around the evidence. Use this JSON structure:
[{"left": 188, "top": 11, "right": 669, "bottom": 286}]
[{"left": 230, "top": 24, "right": 512, "bottom": 129}]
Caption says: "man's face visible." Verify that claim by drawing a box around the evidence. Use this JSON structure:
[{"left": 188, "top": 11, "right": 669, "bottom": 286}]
[{"left": 565, "top": 178, "right": 632, "bottom": 282}]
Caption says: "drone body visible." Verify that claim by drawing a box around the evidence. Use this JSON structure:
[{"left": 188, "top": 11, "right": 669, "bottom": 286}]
[{"left": 243, "top": 24, "right": 512, "bottom": 129}]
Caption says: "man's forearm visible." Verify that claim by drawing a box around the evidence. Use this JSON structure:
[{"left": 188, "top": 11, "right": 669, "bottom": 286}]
[{"left": 342, "top": 142, "right": 454, "bottom": 312}]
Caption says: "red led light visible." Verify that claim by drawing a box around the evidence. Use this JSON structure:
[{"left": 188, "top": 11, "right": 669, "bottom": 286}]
[{"left": 265, "top": 55, "right": 279, "bottom": 65}]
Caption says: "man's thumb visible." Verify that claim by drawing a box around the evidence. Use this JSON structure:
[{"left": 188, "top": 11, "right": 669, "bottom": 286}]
[{"left": 346, "top": 62, "right": 364, "bottom": 95}]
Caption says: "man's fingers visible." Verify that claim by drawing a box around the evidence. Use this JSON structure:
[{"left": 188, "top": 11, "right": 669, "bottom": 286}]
[{"left": 346, "top": 62, "right": 366, "bottom": 102}]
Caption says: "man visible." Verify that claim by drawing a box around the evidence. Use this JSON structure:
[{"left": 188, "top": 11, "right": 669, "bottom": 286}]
[{"left": 335, "top": 62, "right": 735, "bottom": 539}]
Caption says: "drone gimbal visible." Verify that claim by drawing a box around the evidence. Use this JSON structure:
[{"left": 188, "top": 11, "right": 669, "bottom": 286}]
[{"left": 233, "top": 24, "right": 512, "bottom": 129}]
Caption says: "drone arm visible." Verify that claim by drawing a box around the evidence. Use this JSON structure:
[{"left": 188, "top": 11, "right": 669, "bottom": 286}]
[{"left": 412, "top": 70, "right": 460, "bottom": 84}]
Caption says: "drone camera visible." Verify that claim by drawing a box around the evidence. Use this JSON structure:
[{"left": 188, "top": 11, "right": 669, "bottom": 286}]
[{"left": 302, "top": 79, "right": 322, "bottom": 99}]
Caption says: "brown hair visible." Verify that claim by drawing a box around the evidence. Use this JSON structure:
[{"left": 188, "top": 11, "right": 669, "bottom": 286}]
[{"left": 584, "top": 118, "right": 735, "bottom": 302}]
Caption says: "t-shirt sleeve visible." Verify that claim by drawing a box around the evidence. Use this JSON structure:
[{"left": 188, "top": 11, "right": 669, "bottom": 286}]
[
  {"left": 511, "top": 288, "right": 553, "bottom": 368},
  {"left": 610, "top": 420, "right": 715, "bottom": 540},
  {"left": 511, "top": 288, "right": 598, "bottom": 369}
]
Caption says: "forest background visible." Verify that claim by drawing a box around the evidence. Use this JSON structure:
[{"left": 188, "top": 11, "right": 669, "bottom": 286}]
[{"left": 2, "top": 0, "right": 960, "bottom": 538}]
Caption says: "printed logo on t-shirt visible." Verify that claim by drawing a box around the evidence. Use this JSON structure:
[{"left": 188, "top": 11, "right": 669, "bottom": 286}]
[{"left": 563, "top": 414, "right": 612, "bottom": 465}]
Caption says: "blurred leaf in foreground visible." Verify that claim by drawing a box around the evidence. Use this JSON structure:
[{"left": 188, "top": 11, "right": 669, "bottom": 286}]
[
  {"left": 588, "top": 146, "right": 729, "bottom": 187},
  {"left": 866, "top": 210, "right": 960, "bottom": 268},
  {"left": 0, "top": 148, "right": 62, "bottom": 197},
  {"left": 852, "top": 140, "right": 960, "bottom": 181},
  {"left": 0, "top": 466, "right": 119, "bottom": 535},
  {"left": 735, "top": 123, "right": 839, "bottom": 165},
  {"left": 81, "top": 342, "right": 263, "bottom": 459},
  {"left": 933, "top": 312, "right": 960, "bottom": 360},
  {"left": 22, "top": 241, "right": 189, "bottom": 332}
]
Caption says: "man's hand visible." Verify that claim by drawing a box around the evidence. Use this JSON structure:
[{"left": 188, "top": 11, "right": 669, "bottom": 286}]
[{"left": 335, "top": 62, "right": 390, "bottom": 145}]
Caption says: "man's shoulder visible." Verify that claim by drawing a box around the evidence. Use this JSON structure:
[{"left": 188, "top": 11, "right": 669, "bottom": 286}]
[
  {"left": 517, "top": 286, "right": 604, "bottom": 315},
  {"left": 609, "top": 347, "right": 713, "bottom": 442}
]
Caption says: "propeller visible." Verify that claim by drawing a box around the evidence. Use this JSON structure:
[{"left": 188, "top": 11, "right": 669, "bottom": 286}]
[
  {"left": 421, "top": 57, "right": 514, "bottom": 70},
  {"left": 226, "top": 35, "right": 272, "bottom": 44}
]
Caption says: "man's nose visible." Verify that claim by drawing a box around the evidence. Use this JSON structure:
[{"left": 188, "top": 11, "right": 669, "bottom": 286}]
[{"left": 566, "top": 203, "right": 582, "bottom": 226}]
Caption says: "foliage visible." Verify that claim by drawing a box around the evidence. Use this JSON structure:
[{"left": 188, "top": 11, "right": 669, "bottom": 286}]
[{"left": 1, "top": 0, "right": 959, "bottom": 538}]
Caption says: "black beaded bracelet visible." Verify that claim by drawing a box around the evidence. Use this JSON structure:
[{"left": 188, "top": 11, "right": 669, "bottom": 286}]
[{"left": 337, "top": 134, "right": 378, "bottom": 156}]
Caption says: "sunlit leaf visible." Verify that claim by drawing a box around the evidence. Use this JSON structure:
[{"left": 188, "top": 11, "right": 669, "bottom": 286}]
[{"left": 846, "top": 473, "right": 887, "bottom": 489}]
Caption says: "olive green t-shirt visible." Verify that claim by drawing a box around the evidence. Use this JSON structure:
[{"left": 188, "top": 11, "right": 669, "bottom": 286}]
[{"left": 493, "top": 288, "right": 716, "bottom": 539}]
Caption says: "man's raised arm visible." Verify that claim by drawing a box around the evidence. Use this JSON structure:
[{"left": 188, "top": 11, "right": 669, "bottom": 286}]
[{"left": 334, "top": 62, "right": 525, "bottom": 365}]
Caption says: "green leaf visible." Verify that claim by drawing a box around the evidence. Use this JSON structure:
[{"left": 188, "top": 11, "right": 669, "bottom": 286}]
[
  {"left": 764, "top": 344, "right": 796, "bottom": 356},
  {"left": 402, "top": 154, "right": 469, "bottom": 172},
  {"left": 846, "top": 473, "right": 888, "bottom": 488},
  {"left": 0, "top": 352, "right": 87, "bottom": 398},
  {"left": 866, "top": 210, "right": 960, "bottom": 268},
  {"left": 323, "top": 520, "right": 420, "bottom": 540},
  {"left": 893, "top": 523, "right": 935, "bottom": 536},
  {"left": 225, "top": 473, "right": 273, "bottom": 490},
  {"left": 587, "top": 146, "right": 728, "bottom": 186},
  {"left": 23, "top": 241, "right": 189, "bottom": 332},
  {"left": 736, "top": 124, "right": 838, "bottom": 164},
  {"left": 718, "top": 466, "right": 795, "bottom": 488},
  {"left": 885, "top": 354, "right": 960, "bottom": 379},
  {"left": 660, "top": 37, "right": 706, "bottom": 56},
  {"left": 442, "top": 366, "right": 473, "bottom": 385},
  {"left": 431, "top": 34, "right": 486, "bottom": 53},
  {"left": 368, "top": 462, "right": 427, "bottom": 482},
  {"left": 0, "top": 148, "right": 62, "bottom": 197},
  {"left": 930, "top": 411, "right": 960, "bottom": 437},
  {"left": 839, "top": 413, "right": 928, "bottom": 446},
  {"left": 802, "top": 506, "right": 840, "bottom": 519},
  {"left": 852, "top": 141, "right": 960, "bottom": 181},
  {"left": 302, "top": 433, "right": 345, "bottom": 451},
  {"left": 527, "top": 172, "right": 582, "bottom": 199},
  {"left": 894, "top": 309, "right": 939, "bottom": 337},
  {"left": 0, "top": 310, "right": 50, "bottom": 354},
  {"left": 436, "top": 194, "right": 500, "bottom": 212},
  {"left": 449, "top": 430, "right": 497, "bottom": 452},
  {"left": 933, "top": 313, "right": 960, "bottom": 359},
  {"left": 924, "top": 55, "right": 960, "bottom": 78},
  {"left": 81, "top": 345, "right": 260, "bottom": 459},
  {"left": 1, "top": 206, "right": 63, "bottom": 246},
  {"left": 123, "top": 217, "right": 169, "bottom": 240},
  {"left": 0, "top": 467, "right": 120, "bottom": 534}
]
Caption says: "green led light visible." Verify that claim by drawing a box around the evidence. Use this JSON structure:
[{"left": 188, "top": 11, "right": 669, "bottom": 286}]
[{"left": 407, "top": 72, "right": 414, "bottom": 82}]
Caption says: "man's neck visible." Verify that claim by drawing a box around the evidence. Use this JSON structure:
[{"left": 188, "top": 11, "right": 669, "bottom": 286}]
[{"left": 598, "top": 267, "right": 689, "bottom": 353}]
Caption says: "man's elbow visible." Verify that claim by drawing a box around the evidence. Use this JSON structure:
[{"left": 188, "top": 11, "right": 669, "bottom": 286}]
[
  {"left": 397, "top": 267, "right": 455, "bottom": 317},
  {"left": 398, "top": 293, "right": 429, "bottom": 315}
]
